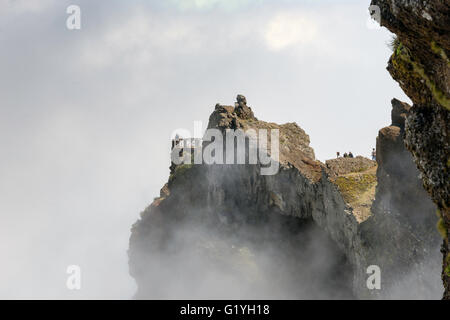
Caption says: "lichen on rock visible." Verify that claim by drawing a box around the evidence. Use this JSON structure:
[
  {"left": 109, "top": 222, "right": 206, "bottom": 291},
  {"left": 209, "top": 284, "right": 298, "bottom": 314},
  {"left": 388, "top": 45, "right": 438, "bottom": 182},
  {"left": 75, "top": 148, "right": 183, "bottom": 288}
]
[{"left": 370, "top": 0, "right": 450, "bottom": 298}]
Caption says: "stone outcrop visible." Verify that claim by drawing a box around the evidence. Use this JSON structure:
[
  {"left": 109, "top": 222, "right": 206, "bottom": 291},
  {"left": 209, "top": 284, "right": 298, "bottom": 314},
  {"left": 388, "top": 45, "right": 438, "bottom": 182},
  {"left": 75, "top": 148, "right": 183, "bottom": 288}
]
[
  {"left": 370, "top": 0, "right": 450, "bottom": 298},
  {"left": 129, "top": 96, "right": 356, "bottom": 298},
  {"left": 234, "top": 94, "right": 255, "bottom": 120},
  {"left": 209, "top": 101, "right": 320, "bottom": 181},
  {"left": 326, "top": 157, "right": 377, "bottom": 223},
  {"left": 128, "top": 95, "right": 441, "bottom": 299},
  {"left": 326, "top": 156, "right": 377, "bottom": 177},
  {"left": 374, "top": 99, "right": 435, "bottom": 238},
  {"left": 365, "top": 99, "right": 441, "bottom": 298}
]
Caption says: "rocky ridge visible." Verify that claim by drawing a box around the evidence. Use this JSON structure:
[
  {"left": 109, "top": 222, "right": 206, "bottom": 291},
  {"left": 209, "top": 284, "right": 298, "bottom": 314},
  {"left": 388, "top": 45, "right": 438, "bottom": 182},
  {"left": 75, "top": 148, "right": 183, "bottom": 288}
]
[{"left": 128, "top": 95, "right": 440, "bottom": 299}]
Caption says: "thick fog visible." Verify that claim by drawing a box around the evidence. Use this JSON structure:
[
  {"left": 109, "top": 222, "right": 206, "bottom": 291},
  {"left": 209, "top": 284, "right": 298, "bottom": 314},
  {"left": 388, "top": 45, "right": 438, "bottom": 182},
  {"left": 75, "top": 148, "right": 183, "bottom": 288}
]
[
  {"left": 133, "top": 216, "right": 355, "bottom": 299},
  {"left": 0, "top": 0, "right": 414, "bottom": 299}
]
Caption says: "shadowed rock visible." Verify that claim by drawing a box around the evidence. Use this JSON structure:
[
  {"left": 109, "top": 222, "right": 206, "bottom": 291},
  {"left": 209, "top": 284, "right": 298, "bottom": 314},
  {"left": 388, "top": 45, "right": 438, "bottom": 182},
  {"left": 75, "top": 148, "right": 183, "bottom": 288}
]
[{"left": 370, "top": 0, "right": 450, "bottom": 298}]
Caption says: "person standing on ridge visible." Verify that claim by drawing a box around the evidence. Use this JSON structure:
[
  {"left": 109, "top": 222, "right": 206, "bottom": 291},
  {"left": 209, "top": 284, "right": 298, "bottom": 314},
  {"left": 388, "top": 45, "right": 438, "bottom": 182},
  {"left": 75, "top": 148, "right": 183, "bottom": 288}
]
[{"left": 371, "top": 148, "right": 376, "bottom": 161}]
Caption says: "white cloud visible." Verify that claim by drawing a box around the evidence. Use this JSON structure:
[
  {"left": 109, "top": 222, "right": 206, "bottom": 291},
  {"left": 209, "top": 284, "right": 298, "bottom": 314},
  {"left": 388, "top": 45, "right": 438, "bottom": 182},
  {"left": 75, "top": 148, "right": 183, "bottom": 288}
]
[
  {"left": 0, "top": 0, "right": 55, "bottom": 13},
  {"left": 168, "top": 0, "right": 263, "bottom": 11},
  {"left": 263, "top": 12, "right": 319, "bottom": 51},
  {"left": 81, "top": 8, "right": 323, "bottom": 70},
  {"left": 0, "top": 0, "right": 412, "bottom": 299},
  {"left": 81, "top": 12, "right": 204, "bottom": 69}
]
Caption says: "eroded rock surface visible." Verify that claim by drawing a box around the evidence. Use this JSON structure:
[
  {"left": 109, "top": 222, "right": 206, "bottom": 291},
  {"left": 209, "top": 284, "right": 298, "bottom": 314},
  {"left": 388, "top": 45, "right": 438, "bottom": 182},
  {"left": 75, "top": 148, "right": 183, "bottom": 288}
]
[
  {"left": 129, "top": 95, "right": 441, "bottom": 299},
  {"left": 364, "top": 98, "right": 441, "bottom": 298},
  {"left": 370, "top": 0, "right": 450, "bottom": 298},
  {"left": 129, "top": 96, "right": 356, "bottom": 298},
  {"left": 326, "top": 157, "right": 377, "bottom": 223}
]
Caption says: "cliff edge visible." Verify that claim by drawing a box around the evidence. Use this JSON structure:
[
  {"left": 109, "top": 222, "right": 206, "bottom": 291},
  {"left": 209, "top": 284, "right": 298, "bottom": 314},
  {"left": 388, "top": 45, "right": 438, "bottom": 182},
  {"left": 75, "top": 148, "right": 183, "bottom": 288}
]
[{"left": 128, "top": 95, "right": 440, "bottom": 299}]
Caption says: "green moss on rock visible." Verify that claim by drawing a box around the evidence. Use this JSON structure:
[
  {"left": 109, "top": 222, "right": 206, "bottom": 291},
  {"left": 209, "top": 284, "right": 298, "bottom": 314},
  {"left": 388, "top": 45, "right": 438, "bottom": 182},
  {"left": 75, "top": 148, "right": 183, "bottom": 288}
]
[
  {"left": 431, "top": 41, "right": 450, "bottom": 65},
  {"left": 437, "top": 217, "right": 448, "bottom": 239},
  {"left": 169, "top": 164, "right": 194, "bottom": 182},
  {"left": 393, "top": 45, "right": 450, "bottom": 110},
  {"left": 335, "top": 174, "right": 377, "bottom": 204}
]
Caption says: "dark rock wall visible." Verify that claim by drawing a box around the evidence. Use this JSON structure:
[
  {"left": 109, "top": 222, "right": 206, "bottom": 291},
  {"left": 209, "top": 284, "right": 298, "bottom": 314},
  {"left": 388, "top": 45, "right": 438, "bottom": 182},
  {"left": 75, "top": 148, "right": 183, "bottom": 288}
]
[
  {"left": 365, "top": 98, "right": 441, "bottom": 298},
  {"left": 370, "top": 0, "right": 450, "bottom": 298},
  {"left": 375, "top": 99, "right": 437, "bottom": 239}
]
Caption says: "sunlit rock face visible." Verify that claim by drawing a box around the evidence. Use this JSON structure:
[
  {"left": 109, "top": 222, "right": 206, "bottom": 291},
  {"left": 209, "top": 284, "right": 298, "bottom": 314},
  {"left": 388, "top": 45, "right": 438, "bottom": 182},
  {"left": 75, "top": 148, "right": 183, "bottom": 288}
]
[
  {"left": 129, "top": 96, "right": 440, "bottom": 299},
  {"left": 370, "top": 0, "right": 450, "bottom": 298}
]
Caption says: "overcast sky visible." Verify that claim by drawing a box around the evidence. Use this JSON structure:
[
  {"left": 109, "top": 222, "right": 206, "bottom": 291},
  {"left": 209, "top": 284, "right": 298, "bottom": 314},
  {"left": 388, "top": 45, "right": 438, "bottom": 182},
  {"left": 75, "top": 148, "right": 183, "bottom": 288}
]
[{"left": 0, "top": 0, "right": 410, "bottom": 299}]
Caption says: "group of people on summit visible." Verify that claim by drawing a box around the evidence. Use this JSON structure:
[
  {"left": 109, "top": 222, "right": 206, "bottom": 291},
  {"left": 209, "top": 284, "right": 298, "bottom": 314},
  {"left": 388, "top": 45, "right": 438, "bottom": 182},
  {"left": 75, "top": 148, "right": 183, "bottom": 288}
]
[
  {"left": 336, "top": 148, "right": 377, "bottom": 161},
  {"left": 336, "top": 151, "right": 354, "bottom": 158}
]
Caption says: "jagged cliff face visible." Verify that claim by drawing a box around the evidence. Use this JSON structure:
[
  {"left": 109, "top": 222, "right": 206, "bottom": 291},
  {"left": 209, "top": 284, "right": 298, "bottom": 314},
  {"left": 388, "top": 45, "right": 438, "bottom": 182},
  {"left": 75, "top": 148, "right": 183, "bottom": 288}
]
[
  {"left": 366, "top": 99, "right": 441, "bottom": 298},
  {"left": 129, "top": 96, "right": 440, "bottom": 299},
  {"left": 325, "top": 156, "right": 377, "bottom": 223},
  {"left": 370, "top": 0, "right": 450, "bottom": 298},
  {"left": 375, "top": 99, "right": 437, "bottom": 241},
  {"left": 129, "top": 98, "right": 358, "bottom": 299}
]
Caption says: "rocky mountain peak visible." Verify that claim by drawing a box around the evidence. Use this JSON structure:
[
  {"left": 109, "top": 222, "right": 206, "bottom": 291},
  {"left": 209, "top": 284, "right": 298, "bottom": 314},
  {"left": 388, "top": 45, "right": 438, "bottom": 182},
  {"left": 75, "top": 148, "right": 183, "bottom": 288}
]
[
  {"left": 129, "top": 95, "right": 440, "bottom": 299},
  {"left": 234, "top": 94, "right": 254, "bottom": 120},
  {"left": 209, "top": 95, "right": 320, "bottom": 181}
]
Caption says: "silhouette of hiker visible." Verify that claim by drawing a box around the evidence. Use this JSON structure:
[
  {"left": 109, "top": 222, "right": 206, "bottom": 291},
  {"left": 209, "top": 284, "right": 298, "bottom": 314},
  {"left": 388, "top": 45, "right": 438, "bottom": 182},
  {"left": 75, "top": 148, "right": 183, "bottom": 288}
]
[
  {"left": 343, "top": 152, "right": 348, "bottom": 158},
  {"left": 337, "top": 152, "right": 340, "bottom": 158},
  {"left": 371, "top": 148, "right": 376, "bottom": 161},
  {"left": 348, "top": 152, "right": 354, "bottom": 158}
]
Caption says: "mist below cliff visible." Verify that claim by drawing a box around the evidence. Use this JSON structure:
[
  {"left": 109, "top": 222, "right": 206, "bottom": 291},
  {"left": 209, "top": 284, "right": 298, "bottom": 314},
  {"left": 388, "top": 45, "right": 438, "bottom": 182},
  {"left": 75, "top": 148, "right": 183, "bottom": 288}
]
[{"left": 133, "top": 215, "right": 355, "bottom": 299}]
